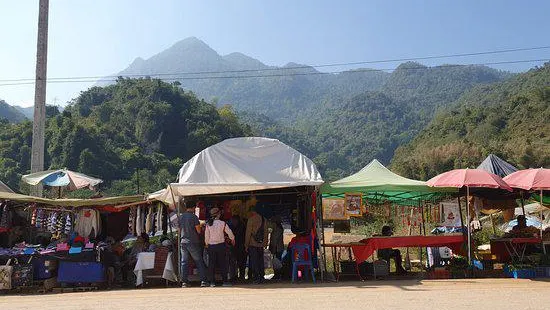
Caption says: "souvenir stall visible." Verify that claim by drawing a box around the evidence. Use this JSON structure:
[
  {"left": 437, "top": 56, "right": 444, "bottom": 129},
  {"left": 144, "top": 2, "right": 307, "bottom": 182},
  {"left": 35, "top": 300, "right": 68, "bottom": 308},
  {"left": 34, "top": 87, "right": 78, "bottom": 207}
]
[
  {"left": 320, "top": 159, "right": 459, "bottom": 280},
  {"left": 150, "top": 137, "right": 324, "bottom": 282},
  {"left": 0, "top": 192, "right": 151, "bottom": 292}
]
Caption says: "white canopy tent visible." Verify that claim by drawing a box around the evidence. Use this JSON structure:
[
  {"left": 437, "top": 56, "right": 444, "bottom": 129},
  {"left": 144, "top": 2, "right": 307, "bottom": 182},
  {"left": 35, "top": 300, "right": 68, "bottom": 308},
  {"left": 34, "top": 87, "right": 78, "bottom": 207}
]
[
  {"left": 149, "top": 137, "right": 324, "bottom": 203},
  {"left": 0, "top": 180, "right": 14, "bottom": 193}
]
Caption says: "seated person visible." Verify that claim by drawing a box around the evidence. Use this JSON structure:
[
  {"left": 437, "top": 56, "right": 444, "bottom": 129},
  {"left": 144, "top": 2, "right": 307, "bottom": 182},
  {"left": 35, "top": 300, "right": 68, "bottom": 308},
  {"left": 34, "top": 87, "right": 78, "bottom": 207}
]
[
  {"left": 511, "top": 215, "right": 540, "bottom": 237},
  {"left": 377, "top": 226, "right": 406, "bottom": 274},
  {"left": 512, "top": 215, "right": 528, "bottom": 231}
]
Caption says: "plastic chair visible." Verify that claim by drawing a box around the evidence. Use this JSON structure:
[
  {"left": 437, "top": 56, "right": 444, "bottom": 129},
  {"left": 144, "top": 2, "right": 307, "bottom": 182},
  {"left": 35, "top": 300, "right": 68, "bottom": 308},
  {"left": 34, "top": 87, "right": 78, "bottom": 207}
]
[{"left": 291, "top": 244, "right": 316, "bottom": 283}]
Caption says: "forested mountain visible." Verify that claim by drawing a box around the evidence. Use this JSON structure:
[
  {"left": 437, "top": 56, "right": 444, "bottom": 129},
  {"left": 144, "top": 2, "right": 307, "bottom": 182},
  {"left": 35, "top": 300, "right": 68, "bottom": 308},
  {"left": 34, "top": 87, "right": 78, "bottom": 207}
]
[
  {"left": 1, "top": 38, "right": 527, "bottom": 196},
  {"left": 391, "top": 63, "right": 550, "bottom": 180},
  {"left": 0, "top": 99, "right": 27, "bottom": 123},
  {"left": 109, "top": 37, "right": 511, "bottom": 180},
  {"left": 0, "top": 78, "right": 251, "bottom": 195},
  {"left": 242, "top": 62, "right": 511, "bottom": 180},
  {"left": 110, "top": 37, "right": 392, "bottom": 122},
  {"left": 14, "top": 106, "right": 33, "bottom": 119}
]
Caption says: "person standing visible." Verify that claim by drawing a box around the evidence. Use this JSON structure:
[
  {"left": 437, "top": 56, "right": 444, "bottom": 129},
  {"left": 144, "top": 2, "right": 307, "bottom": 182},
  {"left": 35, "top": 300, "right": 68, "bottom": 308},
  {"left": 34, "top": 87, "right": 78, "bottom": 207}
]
[
  {"left": 268, "top": 215, "right": 285, "bottom": 280},
  {"left": 205, "top": 207, "right": 235, "bottom": 287},
  {"left": 179, "top": 203, "right": 208, "bottom": 287},
  {"left": 245, "top": 207, "right": 268, "bottom": 284},
  {"left": 228, "top": 215, "right": 246, "bottom": 282}
]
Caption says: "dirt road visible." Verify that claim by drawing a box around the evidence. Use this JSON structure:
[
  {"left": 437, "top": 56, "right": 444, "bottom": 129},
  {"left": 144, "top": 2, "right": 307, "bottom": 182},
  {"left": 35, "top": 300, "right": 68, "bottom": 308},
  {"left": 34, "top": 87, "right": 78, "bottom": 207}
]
[{"left": 1, "top": 279, "right": 549, "bottom": 310}]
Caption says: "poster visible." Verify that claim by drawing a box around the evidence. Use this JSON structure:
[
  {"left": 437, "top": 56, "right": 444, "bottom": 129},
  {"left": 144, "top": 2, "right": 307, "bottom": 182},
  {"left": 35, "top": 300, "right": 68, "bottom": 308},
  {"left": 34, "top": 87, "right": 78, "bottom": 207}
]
[
  {"left": 322, "top": 198, "right": 347, "bottom": 220},
  {"left": 345, "top": 193, "right": 363, "bottom": 217},
  {"left": 440, "top": 202, "right": 461, "bottom": 227}
]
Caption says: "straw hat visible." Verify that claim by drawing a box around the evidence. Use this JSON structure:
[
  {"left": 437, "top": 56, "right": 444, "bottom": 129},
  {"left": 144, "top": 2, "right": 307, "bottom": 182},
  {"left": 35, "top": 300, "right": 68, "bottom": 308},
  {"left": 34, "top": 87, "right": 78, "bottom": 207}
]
[{"left": 210, "top": 207, "right": 221, "bottom": 216}]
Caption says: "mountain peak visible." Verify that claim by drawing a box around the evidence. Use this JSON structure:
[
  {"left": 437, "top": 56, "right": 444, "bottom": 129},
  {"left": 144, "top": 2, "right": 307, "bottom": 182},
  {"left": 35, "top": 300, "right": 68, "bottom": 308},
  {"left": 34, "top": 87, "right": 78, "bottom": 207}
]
[{"left": 171, "top": 36, "right": 213, "bottom": 51}]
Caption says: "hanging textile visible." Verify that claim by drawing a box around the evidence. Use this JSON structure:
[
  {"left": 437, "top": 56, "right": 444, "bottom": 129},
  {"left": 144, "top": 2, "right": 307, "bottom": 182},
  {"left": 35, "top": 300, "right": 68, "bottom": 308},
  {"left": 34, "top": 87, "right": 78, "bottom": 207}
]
[
  {"left": 145, "top": 207, "right": 153, "bottom": 234},
  {"left": 0, "top": 203, "right": 11, "bottom": 229},
  {"left": 136, "top": 206, "right": 142, "bottom": 235},
  {"left": 128, "top": 207, "right": 136, "bottom": 236},
  {"left": 75, "top": 209, "right": 100, "bottom": 238},
  {"left": 64, "top": 213, "right": 73, "bottom": 235},
  {"left": 162, "top": 204, "right": 168, "bottom": 235}
]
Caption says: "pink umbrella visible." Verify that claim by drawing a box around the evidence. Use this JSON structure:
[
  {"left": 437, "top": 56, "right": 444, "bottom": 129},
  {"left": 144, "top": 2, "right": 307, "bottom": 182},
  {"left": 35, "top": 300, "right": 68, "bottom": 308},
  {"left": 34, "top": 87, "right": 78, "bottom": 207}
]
[
  {"left": 427, "top": 168, "right": 513, "bottom": 264},
  {"left": 427, "top": 168, "right": 513, "bottom": 191},
  {"left": 504, "top": 168, "right": 550, "bottom": 239}
]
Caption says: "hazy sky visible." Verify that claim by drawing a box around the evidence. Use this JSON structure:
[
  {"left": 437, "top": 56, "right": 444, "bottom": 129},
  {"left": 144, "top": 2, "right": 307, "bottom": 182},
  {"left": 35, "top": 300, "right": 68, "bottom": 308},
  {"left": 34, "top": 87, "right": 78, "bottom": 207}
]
[{"left": 1, "top": 0, "right": 549, "bottom": 107}]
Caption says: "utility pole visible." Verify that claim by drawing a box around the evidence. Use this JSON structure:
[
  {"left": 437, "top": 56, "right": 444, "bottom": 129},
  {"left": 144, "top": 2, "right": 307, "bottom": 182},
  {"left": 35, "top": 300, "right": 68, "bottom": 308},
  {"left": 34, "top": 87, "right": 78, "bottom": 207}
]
[{"left": 30, "top": 0, "right": 49, "bottom": 197}]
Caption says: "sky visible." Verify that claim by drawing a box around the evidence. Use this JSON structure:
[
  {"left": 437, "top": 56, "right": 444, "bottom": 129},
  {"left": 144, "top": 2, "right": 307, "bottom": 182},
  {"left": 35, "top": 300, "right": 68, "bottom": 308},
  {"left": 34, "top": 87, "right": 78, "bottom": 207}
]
[{"left": 1, "top": 0, "right": 549, "bottom": 107}]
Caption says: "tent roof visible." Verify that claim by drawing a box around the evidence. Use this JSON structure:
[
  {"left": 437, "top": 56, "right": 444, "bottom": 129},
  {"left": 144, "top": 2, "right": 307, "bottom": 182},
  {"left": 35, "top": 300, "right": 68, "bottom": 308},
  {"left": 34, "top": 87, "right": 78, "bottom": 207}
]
[
  {"left": 169, "top": 137, "right": 324, "bottom": 197},
  {"left": 477, "top": 154, "right": 518, "bottom": 178},
  {"left": 0, "top": 192, "right": 145, "bottom": 207},
  {"left": 0, "top": 180, "right": 14, "bottom": 193},
  {"left": 321, "top": 159, "right": 456, "bottom": 203}
]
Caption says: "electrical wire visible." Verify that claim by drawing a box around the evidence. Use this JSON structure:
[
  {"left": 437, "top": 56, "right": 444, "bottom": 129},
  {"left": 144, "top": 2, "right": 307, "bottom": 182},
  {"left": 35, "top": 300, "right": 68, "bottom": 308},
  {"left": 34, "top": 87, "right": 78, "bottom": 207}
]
[
  {"left": 0, "top": 58, "right": 547, "bottom": 87},
  {"left": 0, "top": 45, "right": 549, "bottom": 84}
]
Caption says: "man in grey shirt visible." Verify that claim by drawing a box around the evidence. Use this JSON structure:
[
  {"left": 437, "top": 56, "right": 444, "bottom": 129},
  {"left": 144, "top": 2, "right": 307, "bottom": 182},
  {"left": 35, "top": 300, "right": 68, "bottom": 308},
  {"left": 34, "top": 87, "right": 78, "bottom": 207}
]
[{"left": 180, "top": 203, "right": 207, "bottom": 287}]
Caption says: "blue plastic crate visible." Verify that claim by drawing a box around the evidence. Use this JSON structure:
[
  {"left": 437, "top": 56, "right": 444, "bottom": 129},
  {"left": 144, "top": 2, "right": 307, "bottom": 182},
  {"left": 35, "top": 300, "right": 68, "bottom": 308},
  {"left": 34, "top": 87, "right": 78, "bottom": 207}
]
[
  {"left": 508, "top": 269, "right": 536, "bottom": 279},
  {"left": 534, "top": 267, "right": 547, "bottom": 278},
  {"left": 57, "top": 261, "right": 105, "bottom": 283}
]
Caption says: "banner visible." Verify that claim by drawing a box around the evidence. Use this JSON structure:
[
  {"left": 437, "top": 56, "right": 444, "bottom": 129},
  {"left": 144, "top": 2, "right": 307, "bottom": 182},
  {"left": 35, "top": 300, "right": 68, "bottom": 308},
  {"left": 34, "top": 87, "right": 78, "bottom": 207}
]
[{"left": 440, "top": 202, "right": 461, "bottom": 227}]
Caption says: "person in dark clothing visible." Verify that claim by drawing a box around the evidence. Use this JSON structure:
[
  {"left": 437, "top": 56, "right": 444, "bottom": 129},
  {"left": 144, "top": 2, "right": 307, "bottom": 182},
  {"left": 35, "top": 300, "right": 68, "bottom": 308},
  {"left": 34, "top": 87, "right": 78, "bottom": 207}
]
[
  {"left": 228, "top": 215, "right": 246, "bottom": 282},
  {"left": 378, "top": 225, "right": 406, "bottom": 274},
  {"left": 179, "top": 204, "right": 208, "bottom": 288}
]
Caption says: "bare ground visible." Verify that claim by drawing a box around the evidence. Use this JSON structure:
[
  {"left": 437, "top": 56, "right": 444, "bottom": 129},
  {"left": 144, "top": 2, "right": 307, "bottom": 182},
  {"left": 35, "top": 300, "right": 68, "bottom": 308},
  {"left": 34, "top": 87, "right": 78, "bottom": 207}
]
[{"left": 1, "top": 278, "right": 549, "bottom": 310}]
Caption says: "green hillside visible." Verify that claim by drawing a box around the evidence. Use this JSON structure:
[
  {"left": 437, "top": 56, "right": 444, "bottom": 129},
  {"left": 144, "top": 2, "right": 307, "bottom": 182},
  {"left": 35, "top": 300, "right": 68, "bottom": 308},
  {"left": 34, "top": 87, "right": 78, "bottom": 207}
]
[
  {"left": 0, "top": 78, "right": 251, "bottom": 194},
  {"left": 246, "top": 62, "right": 511, "bottom": 180},
  {"left": 0, "top": 99, "right": 27, "bottom": 123},
  {"left": 391, "top": 63, "right": 550, "bottom": 180}
]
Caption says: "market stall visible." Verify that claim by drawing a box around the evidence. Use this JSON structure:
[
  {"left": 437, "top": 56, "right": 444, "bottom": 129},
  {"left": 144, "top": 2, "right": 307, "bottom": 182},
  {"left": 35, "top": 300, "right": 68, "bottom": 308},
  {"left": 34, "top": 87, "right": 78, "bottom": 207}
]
[
  {"left": 320, "top": 159, "right": 458, "bottom": 279},
  {"left": 0, "top": 192, "right": 169, "bottom": 292},
  {"left": 151, "top": 137, "right": 325, "bottom": 282}
]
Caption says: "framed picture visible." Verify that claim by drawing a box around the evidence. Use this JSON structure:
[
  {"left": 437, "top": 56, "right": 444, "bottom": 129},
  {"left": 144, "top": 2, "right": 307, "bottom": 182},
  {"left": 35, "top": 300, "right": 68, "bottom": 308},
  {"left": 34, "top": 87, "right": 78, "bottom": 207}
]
[
  {"left": 322, "top": 198, "right": 347, "bottom": 220},
  {"left": 345, "top": 193, "right": 363, "bottom": 217}
]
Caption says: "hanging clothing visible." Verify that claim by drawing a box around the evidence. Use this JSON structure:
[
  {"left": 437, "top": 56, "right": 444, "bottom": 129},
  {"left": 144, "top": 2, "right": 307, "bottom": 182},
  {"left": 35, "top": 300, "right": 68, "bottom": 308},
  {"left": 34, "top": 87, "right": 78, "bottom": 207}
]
[
  {"left": 128, "top": 207, "right": 136, "bottom": 236},
  {"left": 136, "top": 206, "right": 142, "bottom": 236},
  {"left": 75, "top": 209, "right": 100, "bottom": 238},
  {"left": 0, "top": 203, "right": 11, "bottom": 229},
  {"left": 64, "top": 213, "right": 73, "bottom": 235},
  {"left": 145, "top": 207, "right": 153, "bottom": 234},
  {"left": 155, "top": 204, "right": 163, "bottom": 235},
  {"left": 162, "top": 204, "right": 168, "bottom": 235},
  {"left": 31, "top": 209, "right": 37, "bottom": 226}
]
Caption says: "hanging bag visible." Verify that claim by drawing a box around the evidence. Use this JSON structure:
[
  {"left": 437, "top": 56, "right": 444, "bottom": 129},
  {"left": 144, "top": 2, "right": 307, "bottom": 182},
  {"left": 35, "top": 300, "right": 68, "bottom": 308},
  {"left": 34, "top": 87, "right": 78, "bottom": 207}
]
[
  {"left": 0, "top": 259, "right": 13, "bottom": 290},
  {"left": 11, "top": 257, "right": 33, "bottom": 288}
]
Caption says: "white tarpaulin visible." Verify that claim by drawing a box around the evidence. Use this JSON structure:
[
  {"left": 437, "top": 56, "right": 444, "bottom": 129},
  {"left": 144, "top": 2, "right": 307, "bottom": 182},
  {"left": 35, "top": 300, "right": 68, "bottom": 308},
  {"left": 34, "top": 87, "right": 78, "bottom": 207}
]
[
  {"left": 0, "top": 180, "right": 13, "bottom": 193},
  {"left": 155, "top": 137, "right": 323, "bottom": 200}
]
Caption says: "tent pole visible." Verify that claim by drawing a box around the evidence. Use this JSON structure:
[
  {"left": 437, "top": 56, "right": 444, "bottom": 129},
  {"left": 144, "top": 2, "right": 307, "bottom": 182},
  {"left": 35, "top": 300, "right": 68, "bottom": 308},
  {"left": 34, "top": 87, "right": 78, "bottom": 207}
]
[
  {"left": 541, "top": 189, "right": 546, "bottom": 254},
  {"left": 490, "top": 214, "right": 496, "bottom": 235},
  {"left": 466, "top": 186, "right": 472, "bottom": 267},
  {"left": 421, "top": 201, "right": 429, "bottom": 269},
  {"left": 521, "top": 191, "right": 526, "bottom": 215},
  {"left": 169, "top": 184, "right": 182, "bottom": 283}
]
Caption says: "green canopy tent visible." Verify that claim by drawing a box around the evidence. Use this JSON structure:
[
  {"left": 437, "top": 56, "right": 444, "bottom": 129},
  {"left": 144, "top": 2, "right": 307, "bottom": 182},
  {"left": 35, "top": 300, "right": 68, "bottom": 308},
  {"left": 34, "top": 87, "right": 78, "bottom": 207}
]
[{"left": 321, "top": 159, "right": 456, "bottom": 205}]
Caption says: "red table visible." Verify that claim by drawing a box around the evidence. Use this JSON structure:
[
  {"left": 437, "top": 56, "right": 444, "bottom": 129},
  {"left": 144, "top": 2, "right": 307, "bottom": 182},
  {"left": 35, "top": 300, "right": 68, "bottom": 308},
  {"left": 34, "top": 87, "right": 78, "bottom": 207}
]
[
  {"left": 351, "top": 235, "right": 466, "bottom": 264},
  {"left": 490, "top": 237, "right": 541, "bottom": 263}
]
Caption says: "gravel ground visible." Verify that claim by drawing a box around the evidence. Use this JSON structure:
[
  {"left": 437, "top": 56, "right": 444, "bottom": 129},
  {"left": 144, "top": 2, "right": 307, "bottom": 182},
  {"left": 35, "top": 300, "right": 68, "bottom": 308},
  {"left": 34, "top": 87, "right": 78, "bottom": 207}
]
[{"left": 1, "top": 278, "right": 549, "bottom": 310}]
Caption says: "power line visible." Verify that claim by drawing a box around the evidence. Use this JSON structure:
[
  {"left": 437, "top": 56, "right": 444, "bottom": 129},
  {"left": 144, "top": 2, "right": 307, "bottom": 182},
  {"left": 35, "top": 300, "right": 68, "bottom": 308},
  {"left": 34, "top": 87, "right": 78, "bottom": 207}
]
[
  {"left": 1, "top": 45, "right": 550, "bottom": 83},
  {"left": 0, "top": 58, "right": 548, "bottom": 87}
]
